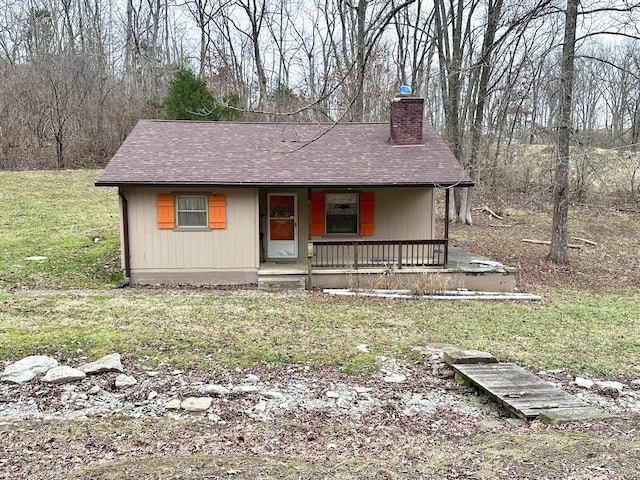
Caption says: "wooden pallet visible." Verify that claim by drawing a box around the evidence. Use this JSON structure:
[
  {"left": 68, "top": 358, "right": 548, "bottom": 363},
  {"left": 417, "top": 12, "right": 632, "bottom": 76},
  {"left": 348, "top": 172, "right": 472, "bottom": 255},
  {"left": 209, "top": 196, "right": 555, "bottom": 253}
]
[{"left": 452, "top": 363, "right": 592, "bottom": 420}]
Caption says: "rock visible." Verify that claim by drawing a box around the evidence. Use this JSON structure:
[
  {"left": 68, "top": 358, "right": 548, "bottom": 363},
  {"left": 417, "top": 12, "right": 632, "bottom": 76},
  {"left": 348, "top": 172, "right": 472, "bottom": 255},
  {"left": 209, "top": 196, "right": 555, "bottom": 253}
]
[
  {"left": 254, "top": 400, "right": 267, "bottom": 413},
  {"left": 165, "top": 399, "right": 182, "bottom": 410},
  {"left": 433, "top": 363, "right": 455, "bottom": 379},
  {"left": 1, "top": 355, "right": 59, "bottom": 384},
  {"left": 443, "top": 348, "right": 498, "bottom": 366},
  {"left": 325, "top": 390, "right": 340, "bottom": 399},
  {"left": 181, "top": 397, "right": 212, "bottom": 412},
  {"left": 41, "top": 366, "right": 86, "bottom": 384},
  {"left": 354, "top": 386, "right": 372, "bottom": 394},
  {"left": 262, "top": 391, "right": 285, "bottom": 400},
  {"left": 88, "top": 385, "right": 101, "bottom": 395},
  {"left": 383, "top": 373, "right": 407, "bottom": 383},
  {"left": 356, "top": 344, "right": 369, "bottom": 353},
  {"left": 114, "top": 374, "right": 137, "bottom": 389},
  {"left": 79, "top": 353, "right": 123, "bottom": 375},
  {"left": 235, "top": 385, "right": 259, "bottom": 394},
  {"left": 245, "top": 374, "right": 260, "bottom": 384},
  {"left": 574, "top": 377, "right": 594, "bottom": 389},
  {"left": 200, "top": 384, "right": 231, "bottom": 396},
  {"left": 538, "top": 406, "right": 615, "bottom": 425},
  {"left": 595, "top": 380, "right": 625, "bottom": 392},
  {"left": 147, "top": 391, "right": 158, "bottom": 401}
]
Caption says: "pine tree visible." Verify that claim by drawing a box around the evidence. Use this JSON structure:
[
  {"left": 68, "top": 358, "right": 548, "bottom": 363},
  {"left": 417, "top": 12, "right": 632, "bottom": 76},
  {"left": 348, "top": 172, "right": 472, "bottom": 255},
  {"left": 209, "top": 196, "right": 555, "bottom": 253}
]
[{"left": 164, "top": 67, "right": 241, "bottom": 121}]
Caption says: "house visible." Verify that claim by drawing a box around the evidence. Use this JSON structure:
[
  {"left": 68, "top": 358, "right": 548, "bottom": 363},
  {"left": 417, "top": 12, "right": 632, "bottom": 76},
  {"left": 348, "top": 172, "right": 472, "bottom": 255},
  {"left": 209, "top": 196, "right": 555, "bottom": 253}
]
[{"left": 96, "top": 94, "right": 513, "bottom": 290}]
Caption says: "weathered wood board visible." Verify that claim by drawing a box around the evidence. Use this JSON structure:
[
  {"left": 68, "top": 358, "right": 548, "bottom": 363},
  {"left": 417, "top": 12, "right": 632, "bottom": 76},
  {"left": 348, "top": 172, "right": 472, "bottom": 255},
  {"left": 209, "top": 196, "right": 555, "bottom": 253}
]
[{"left": 452, "top": 363, "right": 591, "bottom": 420}]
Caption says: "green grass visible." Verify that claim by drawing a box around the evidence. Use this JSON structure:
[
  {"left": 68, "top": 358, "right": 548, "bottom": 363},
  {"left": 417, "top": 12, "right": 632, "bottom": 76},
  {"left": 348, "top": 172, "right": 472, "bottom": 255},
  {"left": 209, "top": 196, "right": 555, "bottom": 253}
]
[
  {"left": 0, "top": 289, "right": 638, "bottom": 375},
  {"left": 1, "top": 170, "right": 639, "bottom": 375},
  {"left": 0, "top": 170, "right": 122, "bottom": 289}
]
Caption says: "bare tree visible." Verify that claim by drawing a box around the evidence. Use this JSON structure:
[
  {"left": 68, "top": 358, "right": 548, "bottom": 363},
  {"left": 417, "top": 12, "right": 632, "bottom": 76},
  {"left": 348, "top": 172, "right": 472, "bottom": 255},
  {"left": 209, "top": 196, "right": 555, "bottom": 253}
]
[{"left": 548, "top": 0, "right": 578, "bottom": 265}]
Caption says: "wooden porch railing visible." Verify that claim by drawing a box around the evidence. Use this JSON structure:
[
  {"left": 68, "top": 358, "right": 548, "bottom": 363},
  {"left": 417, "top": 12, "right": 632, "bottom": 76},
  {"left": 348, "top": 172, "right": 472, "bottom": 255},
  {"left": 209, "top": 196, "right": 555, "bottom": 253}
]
[{"left": 312, "top": 239, "right": 448, "bottom": 269}]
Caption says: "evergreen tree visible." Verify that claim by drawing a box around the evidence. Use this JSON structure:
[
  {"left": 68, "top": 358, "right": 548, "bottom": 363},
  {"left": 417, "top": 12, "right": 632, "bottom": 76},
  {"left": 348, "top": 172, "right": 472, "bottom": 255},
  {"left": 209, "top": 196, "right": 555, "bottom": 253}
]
[{"left": 164, "top": 67, "right": 241, "bottom": 121}]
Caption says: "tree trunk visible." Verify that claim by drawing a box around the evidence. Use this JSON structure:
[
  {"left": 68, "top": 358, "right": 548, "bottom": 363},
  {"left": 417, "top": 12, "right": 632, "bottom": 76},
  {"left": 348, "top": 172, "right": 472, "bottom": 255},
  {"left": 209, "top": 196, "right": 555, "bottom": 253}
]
[{"left": 548, "top": 0, "right": 578, "bottom": 265}]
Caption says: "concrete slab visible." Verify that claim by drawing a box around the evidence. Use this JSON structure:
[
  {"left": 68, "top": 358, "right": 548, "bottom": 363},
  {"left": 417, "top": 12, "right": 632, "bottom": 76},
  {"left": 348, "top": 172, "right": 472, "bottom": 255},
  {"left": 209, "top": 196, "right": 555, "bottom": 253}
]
[
  {"left": 258, "top": 276, "right": 306, "bottom": 291},
  {"left": 538, "top": 407, "right": 615, "bottom": 425},
  {"left": 443, "top": 348, "right": 498, "bottom": 366}
]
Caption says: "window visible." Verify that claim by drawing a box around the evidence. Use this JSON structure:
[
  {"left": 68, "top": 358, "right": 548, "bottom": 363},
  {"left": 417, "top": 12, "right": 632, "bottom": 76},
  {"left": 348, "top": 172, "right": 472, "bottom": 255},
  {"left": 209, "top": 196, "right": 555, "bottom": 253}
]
[
  {"left": 157, "top": 194, "right": 226, "bottom": 230},
  {"left": 310, "top": 192, "right": 373, "bottom": 237},
  {"left": 325, "top": 193, "right": 359, "bottom": 234},
  {"left": 176, "top": 195, "right": 207, "bottom": 227}
]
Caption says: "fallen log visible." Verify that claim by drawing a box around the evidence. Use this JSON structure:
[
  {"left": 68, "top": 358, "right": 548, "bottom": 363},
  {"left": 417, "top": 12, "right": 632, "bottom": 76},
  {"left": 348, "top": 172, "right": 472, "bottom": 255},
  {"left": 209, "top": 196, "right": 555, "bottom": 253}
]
[
  {"left": 522, "top": 239, "right": 583, "bottom": 249},
  {"left": 571, "top": 236, "right": 598, "bottom": 246}
]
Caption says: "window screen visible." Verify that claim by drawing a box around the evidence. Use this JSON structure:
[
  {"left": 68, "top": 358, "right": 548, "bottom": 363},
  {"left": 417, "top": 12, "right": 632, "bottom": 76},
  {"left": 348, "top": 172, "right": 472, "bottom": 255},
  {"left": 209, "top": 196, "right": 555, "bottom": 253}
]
[
  {"left": 176, "top": 196, "right": 207, "bottom": 227},
  {"left": 325, "top": 193, "right": 358, "bottom": 234}
]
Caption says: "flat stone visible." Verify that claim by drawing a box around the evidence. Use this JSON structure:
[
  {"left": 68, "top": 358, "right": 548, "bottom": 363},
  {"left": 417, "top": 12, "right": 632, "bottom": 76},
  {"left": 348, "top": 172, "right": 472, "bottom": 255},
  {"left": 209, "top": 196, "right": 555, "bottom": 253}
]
[
  {"left": 1, "top": 355, "right": 59, "bottom": 384},
  {"left": 235, "top": 385, "right": 259, "bottom": 394},
  {"left": 443, "top": 348, "right": 498, "bottom": 366},
  {"left": 354, "top": 386, "right": 373, "bottom": 394},
  {"left": 114, "top": 374, "right": 137, "bottom": 389},
  {"left": 79, "top": 353, "right": 123, "bottom": 375},
  {"left": 181, "top": 397, "right": 212, "bottom": 412},
  {"left": 325, "top": 390, "right": 340, "bottom": 399},
  {"left": 245, "top": 374, "right": 260, "bottom": 384},
  {"left": 200, "top": 384, "right": 231, "bottom": 396},
  {"left": 383, "top": 374, "right": 407, "bottom": 383},
  {"left": 574, "top": 377, "right": 594, "bottom": 389},
  {"left": 538, "top": 407, "right": 614, "bottom": 425},
  {"left": 165, "top": 399, "right": 182, "bottom": 410},
  {"left": 41, "top": 366, "right": 86, "bottom": 384},
  {"left": 25, "top": 256, "right": 48, "bottom": 261},
  {"left": 595, "top": 380, "right": 625, "bottom": 392}
]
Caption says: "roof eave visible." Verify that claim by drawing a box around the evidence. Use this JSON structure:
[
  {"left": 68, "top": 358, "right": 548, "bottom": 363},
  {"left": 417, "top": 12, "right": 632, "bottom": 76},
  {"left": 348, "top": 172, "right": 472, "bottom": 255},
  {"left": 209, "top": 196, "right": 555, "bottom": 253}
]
[{"left": 96, "top": 180, "right": 475, "bottom": 188}]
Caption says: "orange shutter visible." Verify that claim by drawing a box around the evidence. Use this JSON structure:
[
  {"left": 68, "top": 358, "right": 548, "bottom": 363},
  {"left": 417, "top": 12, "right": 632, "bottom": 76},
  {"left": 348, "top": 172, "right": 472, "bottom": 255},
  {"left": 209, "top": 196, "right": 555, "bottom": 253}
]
[
  {"left": 310, "top": 192, "right": 325, "bottom": 236},
  {"left": 157, "top": 194, "right": 175, "bottom": 229},
  {"left": 208, "top": 194, "right": 226, "bottom": 229},
  {"left": 360, "top": 193, "right": 374, "bottom": 236}
]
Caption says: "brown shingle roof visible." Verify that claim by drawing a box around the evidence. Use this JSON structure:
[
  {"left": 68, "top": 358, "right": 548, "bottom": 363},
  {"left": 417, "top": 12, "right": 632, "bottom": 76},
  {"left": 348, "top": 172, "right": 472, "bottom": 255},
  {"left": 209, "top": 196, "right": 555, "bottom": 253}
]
[{"left": 95, "top": 120, "right": 473, "bottom": 188}]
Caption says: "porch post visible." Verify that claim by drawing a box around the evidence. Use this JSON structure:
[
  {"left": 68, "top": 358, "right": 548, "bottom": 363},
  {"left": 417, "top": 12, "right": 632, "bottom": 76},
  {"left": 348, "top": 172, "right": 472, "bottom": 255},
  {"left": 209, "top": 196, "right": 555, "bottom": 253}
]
[
  {"left": 307, "top": 188, "right": 313, "bottom": 290},
  {"left": 444, "top": 188, "right": 450, "bottom": 268}
]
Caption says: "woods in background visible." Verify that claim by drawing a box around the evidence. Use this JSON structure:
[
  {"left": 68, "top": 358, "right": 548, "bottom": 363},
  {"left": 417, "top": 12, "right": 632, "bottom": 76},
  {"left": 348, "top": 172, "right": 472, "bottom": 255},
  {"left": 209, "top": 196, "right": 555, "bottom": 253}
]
[{"left": 1, "top": 0, "right": 639, "bottom": 208}]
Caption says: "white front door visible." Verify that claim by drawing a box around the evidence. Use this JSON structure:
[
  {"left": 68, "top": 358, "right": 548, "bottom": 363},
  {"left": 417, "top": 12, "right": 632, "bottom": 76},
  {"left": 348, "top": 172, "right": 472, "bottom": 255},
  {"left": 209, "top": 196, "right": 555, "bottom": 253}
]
[{"left": 267, "top": 193, "right": 298, "bottom": 259}]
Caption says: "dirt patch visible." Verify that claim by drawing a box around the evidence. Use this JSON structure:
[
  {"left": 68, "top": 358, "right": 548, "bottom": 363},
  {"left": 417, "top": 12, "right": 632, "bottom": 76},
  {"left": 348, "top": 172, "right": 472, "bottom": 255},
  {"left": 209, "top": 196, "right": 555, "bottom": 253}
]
[{"left": 448, "top": 202, "right": 640, "bottom": 292}]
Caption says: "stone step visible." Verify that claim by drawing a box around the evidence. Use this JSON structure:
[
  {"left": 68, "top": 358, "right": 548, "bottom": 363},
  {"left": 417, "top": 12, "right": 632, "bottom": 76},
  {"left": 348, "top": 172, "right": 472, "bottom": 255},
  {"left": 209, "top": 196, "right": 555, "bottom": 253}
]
[{"left": 258, "top": 276, "right": 306, "bottom": 291}]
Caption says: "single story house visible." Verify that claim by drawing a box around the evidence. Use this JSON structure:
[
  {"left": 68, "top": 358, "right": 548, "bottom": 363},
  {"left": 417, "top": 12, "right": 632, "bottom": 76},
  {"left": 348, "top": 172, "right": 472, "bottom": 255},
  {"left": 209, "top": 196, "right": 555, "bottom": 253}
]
[{"left": 96, "top": 94, "right": 485, "bottom": 289}]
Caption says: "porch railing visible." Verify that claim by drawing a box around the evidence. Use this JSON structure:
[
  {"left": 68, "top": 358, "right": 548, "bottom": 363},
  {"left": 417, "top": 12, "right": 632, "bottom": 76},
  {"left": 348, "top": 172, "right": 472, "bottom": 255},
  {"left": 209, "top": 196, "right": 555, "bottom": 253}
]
[{"left": 312, "top": 239, "right": 448, "bottom": 269}]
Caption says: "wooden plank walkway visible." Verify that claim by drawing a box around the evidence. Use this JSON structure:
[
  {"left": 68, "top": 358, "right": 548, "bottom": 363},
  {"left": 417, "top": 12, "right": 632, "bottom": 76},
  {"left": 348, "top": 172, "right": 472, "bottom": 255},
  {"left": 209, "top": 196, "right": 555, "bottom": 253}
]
[{"left": 452, "top": 363, "right": 591, "bottom": 420}]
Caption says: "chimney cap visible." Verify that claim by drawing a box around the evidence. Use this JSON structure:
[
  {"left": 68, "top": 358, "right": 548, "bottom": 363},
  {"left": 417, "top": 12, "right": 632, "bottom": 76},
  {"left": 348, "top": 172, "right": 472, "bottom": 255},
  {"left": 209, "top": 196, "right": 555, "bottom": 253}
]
[{"left": 398, "top": 84, "right": 412, "bottom": 96}]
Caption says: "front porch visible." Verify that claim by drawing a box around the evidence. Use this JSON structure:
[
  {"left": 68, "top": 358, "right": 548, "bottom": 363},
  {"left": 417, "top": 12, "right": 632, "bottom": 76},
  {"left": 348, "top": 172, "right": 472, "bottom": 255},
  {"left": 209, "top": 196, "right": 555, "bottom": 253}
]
[{"left": 258, "top": 244, "right": 517, "bottom": 292}]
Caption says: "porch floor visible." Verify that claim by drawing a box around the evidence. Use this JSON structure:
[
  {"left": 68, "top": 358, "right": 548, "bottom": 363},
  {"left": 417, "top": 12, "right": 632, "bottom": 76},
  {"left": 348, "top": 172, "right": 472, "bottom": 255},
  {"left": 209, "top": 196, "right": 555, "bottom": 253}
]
[{"left": 258, "top": 245, "right": 517, "bottom": 292}]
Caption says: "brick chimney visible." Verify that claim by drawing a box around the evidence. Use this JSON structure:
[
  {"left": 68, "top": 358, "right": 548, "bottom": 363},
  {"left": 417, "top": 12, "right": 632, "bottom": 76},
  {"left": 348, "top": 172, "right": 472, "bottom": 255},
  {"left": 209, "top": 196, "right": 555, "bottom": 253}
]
[{"left": 390, "top": 91, "right": 424, "bottom": 146}]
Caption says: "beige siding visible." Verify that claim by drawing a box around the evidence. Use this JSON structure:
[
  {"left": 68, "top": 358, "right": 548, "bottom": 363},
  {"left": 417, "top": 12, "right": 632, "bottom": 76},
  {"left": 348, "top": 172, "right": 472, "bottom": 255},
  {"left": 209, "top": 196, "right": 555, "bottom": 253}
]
[
  {"left": 307, "top": 187, "right": 434, "bottom": 242},
  {"left": 125, "top": 187, "right": 259, "bottom": 280},
  {"left": 371, "top": 188, "right": 433, "bottom": 239}
]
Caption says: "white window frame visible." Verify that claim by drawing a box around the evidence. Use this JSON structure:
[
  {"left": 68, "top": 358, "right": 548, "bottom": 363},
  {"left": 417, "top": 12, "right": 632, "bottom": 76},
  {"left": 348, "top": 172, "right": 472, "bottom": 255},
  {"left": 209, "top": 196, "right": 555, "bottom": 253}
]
[{"left": 175, "top": 195, "right": 208, "bottom": 228}]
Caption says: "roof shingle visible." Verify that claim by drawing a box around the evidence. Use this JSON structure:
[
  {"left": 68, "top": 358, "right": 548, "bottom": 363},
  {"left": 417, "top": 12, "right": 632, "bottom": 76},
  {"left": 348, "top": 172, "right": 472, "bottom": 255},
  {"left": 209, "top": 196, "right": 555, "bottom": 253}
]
[{"left": 96, "top": 120, "right": 473, "bottom": 188}]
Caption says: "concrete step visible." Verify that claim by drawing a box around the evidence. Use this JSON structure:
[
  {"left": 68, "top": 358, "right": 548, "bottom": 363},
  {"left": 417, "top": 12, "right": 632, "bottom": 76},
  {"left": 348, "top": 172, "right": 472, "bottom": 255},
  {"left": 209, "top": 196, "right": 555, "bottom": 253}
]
[{"left": 258, "top": 276, "right": 306, "bottom": 291}]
